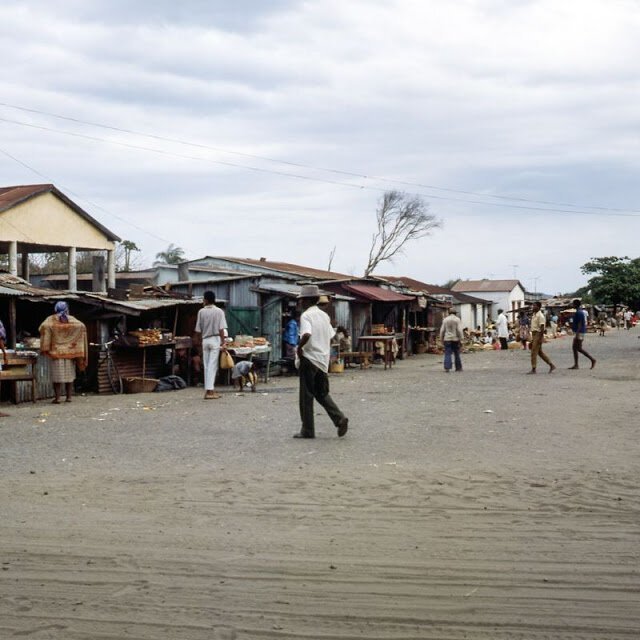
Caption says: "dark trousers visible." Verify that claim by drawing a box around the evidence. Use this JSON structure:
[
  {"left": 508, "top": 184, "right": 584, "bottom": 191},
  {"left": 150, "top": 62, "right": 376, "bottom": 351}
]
[
  {"left": 299, "top": 356, "right": 345, "bottom": 437},
  {"left": 443, "top": 341, "right": 462, "bottom": 371},
  {"left": 499, "top": 337, "right": 508, "bottom": 350}
]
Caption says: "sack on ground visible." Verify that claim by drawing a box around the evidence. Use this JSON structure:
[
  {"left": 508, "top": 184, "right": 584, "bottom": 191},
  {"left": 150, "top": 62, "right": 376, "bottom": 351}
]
[
  {"left": 155, "top": 375, "right": 187, "bottom": 392},
  {"left": 219, "top": 351, "right": 234, "bottom": 369}
]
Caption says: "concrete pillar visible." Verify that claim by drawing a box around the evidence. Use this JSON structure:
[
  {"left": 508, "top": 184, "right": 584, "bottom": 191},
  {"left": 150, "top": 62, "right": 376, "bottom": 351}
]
[
  {"left": 68, "top": 247, "right": 77, "bottom": 291},
  {"left": 21, "top": 252, "right": 30, "bottom": 281},
  {"left": 107, "top": 249, "right": 116, "bottom": 290},
  {"left": 8, "top": 241, "right": 18, "bottom": 276}
]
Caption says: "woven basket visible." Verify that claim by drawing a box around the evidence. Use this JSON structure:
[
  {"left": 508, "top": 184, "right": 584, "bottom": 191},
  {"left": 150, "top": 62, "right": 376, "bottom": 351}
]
[{"left": 124, "top": 377, "right": 159, "bottom": 394}]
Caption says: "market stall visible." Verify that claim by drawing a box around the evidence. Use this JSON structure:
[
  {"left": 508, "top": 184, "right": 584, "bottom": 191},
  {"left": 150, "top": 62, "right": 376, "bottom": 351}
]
[{"left": 226, "top": 335, "right": 272, "bottom": 382}]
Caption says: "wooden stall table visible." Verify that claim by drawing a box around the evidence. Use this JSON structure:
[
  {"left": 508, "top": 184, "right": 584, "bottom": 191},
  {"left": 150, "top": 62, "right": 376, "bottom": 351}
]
[
  {"left": 0, "top": 351, "right": 37, "bottom": 403},
  {"left": 358, "top": 335, "right": 396, "bottom": 370}
]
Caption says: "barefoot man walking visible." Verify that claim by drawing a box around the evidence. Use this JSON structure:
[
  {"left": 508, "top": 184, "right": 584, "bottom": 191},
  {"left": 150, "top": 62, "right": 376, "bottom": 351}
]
[
  {"left": 528, "top": 301, "right": 555, "bottom": 375},
  {"left": 568, "top": 299, "right": 596, "bottom": 370}
]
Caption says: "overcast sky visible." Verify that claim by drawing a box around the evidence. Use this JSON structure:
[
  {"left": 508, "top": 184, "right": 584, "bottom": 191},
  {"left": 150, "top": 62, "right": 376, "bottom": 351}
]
[{"left": 1, "top": 0, "right": 639, "bottom": 294}]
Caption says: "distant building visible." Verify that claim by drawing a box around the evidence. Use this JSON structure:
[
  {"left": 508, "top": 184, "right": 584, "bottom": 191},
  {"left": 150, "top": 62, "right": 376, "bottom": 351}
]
[
  {"left": 1, "top": 183, "right": 120, "bottom": 290},
  {"left": 451, "top": 279, "right": 526, "bottom": 321}
]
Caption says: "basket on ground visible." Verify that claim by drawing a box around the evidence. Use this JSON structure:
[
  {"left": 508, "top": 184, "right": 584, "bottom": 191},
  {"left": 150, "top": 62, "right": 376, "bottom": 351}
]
[{"left": 124, "top": 377, "right": 159, "bottom": 393}]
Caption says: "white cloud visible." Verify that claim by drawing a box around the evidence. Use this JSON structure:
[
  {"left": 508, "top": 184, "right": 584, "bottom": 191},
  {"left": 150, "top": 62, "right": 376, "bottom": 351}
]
[{"left": 1, "top": 0, "right": 639, "bottom": 293}]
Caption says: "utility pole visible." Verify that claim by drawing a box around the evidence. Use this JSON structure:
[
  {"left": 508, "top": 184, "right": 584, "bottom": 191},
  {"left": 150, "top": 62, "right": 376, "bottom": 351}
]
[{"left": 510, "top": 264, "right": 519, "bottom": 279}]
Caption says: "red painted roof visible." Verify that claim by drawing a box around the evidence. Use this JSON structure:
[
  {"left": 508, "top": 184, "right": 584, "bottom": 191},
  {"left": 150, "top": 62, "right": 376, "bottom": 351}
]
[
  {"left": 342, "top": 283, "right": 414, "bottom": 302},
  {"left": 215, "top": 257, "right": 351, "bottom": 280}
]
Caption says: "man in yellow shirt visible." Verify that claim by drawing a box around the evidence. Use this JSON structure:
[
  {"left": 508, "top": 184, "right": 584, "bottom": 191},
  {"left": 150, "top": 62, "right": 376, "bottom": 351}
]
[{"left": 528, "top": 301, "right": 555, "bottom": 374}]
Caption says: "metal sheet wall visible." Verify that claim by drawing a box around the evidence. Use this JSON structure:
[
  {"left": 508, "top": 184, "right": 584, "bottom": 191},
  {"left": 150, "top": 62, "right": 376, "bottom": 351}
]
[
  {"left": 334, "top": 300, "right": 351, "bottom": 333},
  {"left": 351, "top": 303, "right": 370, "bottom": 342},
  {"left": 171, "top": 279, "right": 259, "bottom": 307},
  {"left": 13, "top": 354, "right": 54, "bottom": 402},
  {"left": 261, "top": 294, "right": 283, "bottom": 362}
]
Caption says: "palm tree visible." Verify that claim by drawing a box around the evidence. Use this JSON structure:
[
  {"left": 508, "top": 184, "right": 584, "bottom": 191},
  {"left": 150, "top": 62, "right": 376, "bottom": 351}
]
[
  {"left": 120, "top": 240, "right": 140, "bottom": 271},
  {"left": 154, "top": 244, "right": 186, "bottom": 265}
]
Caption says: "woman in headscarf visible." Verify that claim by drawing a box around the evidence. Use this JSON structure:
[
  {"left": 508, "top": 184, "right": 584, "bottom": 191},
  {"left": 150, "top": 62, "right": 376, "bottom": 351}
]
[{"left": 39, "top": 301, "right": 88, "bottom": 404}]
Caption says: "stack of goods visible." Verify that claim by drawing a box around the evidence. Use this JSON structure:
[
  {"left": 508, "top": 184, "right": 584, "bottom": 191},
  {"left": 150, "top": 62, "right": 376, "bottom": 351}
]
[
  {"left": 129, "top": 329, "right": 164, "bottom": 345},
  {"left": 230, "top": 335, "right": 255, "bottom": 348},
  {"left": 253, "top": 337, "right": 268, "bottom": 346},
  {"left": 372, "top": 324, "right": 391, "bottom": 335}
]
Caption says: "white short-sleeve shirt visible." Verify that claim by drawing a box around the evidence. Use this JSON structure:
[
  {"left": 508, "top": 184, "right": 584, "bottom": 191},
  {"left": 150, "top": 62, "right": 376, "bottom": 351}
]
[{"left": 299, "top": 305, "right": 335, "bottom": 372}]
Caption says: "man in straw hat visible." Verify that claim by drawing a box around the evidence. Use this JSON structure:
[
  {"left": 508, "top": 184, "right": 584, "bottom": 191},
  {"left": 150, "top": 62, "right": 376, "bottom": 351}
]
[{"left": 295, "top": 284, "right": 349, "bottom": 438}]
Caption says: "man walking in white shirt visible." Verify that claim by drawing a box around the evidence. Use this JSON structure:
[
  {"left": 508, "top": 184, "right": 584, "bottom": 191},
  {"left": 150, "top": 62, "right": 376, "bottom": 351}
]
[
  {"left": 194, "top": 290, "right": 228, "bottom": 400},
  {"left": 295, "top": 285, "right": 348, "bottom": 439},
  {"left": 496, "top": 309, "right": 509, "bottom": 350}
]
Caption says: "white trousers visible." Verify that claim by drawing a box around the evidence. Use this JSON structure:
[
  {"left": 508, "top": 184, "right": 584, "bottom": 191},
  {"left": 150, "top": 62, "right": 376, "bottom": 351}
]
[{"left": 202, "top": 336, "right": 221, "bottom": 390}]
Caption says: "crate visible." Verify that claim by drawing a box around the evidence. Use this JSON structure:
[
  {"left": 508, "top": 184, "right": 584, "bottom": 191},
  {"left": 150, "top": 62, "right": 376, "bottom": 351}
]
[
  {"left": 329, "top": 361, "right": 344, "bottom": 373},
  {"left": 123, "top": 377, "right": 159, "bottom": 394}
]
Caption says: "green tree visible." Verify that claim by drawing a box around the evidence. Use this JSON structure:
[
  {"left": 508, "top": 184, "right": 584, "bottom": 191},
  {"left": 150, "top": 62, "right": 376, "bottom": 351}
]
[
  {"left": 154, "top": 244, "right": 186, "bottom": 265},
  {"left": 119, "top": 240, "right": 141, "bottom": 271},
  {"left": 579, "top": 256, "right": 640, "bottom": 309}
]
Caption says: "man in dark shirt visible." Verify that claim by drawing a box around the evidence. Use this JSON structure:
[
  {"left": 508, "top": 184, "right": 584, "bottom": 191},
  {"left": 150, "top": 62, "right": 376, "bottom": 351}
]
[{"left": 568, "top": 299, "right": 596, "bottom": 370}]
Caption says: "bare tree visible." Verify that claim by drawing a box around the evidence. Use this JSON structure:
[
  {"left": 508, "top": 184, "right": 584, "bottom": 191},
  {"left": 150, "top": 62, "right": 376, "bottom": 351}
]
[
  {"left": 364, "top": 191, "right": 440, "bottom": 277},
  {"left": 327, "top": 245, "right": 337, "bottom": 272}
]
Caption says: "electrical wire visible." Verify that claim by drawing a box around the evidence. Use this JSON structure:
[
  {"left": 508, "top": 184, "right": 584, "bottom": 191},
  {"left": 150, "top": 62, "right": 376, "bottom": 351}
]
[
  {"left": 2, "top": 115, "right": 640, "bottom": 218},
  {"left": 0, "top": 145, "right": 174, "bottom": 244},
  {"left": 2, "top": 101, "right": 639, "bottom": 215}
]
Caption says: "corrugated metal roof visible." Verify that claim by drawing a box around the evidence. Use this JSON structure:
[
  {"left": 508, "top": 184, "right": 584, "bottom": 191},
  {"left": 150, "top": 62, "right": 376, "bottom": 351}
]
[
  {"left": 452, "top": 279, "right": 523, "bottom": 293},
  {"left": 342, "top": 284, "right": 414, "bottom": 302},
  {"left": 0, "top": 184, "right": 120, "bottom": 241},
  {"left": 252, "top": 282, "right": 355, "bottom": 301},
  {"left": 213, "top": 257, "right": 351, "bottom": 280},
  {"left": 381, "top": 276, "right": 490, "bottom": 306},
  {"left": 0, "top": 273, "right": 63, "bottom": 297},
  {"left": 80, "top": 293, "right": 202, "bottom": 313}
]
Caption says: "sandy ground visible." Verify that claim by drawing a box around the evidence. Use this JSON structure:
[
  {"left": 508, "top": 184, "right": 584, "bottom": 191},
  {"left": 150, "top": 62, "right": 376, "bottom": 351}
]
[{"left": 1, "top": 328, "right": 639, "bottom": 639}]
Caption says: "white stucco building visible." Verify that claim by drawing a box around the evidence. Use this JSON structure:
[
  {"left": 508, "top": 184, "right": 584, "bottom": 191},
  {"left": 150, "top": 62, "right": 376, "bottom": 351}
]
[{"left": 451, "top": 279, "right": 526, "bottom": 321}]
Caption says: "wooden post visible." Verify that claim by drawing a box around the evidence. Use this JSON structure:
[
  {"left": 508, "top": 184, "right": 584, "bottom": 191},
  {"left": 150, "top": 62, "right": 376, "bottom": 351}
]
[
  {"left": 92, "top": 255, "right": 106, "bottom": 293},
  {"left": 8, "top": 298, "right": 17, "bottom": 349},
  {"left": 21, "top": 251, "right": 30, "bottom": 281}
]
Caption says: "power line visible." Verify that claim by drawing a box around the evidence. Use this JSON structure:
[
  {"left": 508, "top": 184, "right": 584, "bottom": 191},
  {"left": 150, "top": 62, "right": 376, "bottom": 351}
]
[
  {"left": 0, "top": 145, "right": 173, "bottom": 245},
  {"left": 2, "top": 101, "right": 639, "bottom": 215},
  {"left": 2, "top": 115, "right": 640, "bottom": 219}
]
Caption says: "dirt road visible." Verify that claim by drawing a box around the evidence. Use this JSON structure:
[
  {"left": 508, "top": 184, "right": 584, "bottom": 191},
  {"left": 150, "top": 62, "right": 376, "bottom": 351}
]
[{"left": 1, "top": 328, "right": 639, "bottom": 639}]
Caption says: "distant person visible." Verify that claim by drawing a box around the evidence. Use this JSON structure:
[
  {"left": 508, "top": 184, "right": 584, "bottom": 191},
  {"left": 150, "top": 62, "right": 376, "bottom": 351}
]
[
  {"left": 282, "top": 310, "right": 299, "bottom": 359},
  {"left": 295, "top": 285, "right": 348, "bottom": 439},
  {"left": 439, "top": 308, "right": 464, "bottom": 372},
  {"left": 517, "top": 311, "right": 530, "bottom": 350},
  {"left": 549, "top": 312, "right": 558, "bottom": 337},
  {"left": 528, "top": 301, "right": 555, "bottom": 374},
  {"left": 231, "top": 360, "right": 257, "bottom": 392},
  {"left": 568, "top": 299, "right": 596, "bottom": 370},
  {"left": 623, "top": 309, "right": 633, "bottom": 329},
  {"left": 194, "top": 291, "right": 228, "bottom": 400},
  {"left": 598, "top": 310, "right": 608, "bottom": 337},
  {"left": 39, "top": 301, "right": 88, "bottom": 403},
  {"left": 334, "top": 325, "right": 352, "bottom": 352},
  {"left": 496, "top": 309, "right": 509, "bottom": 350}
]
